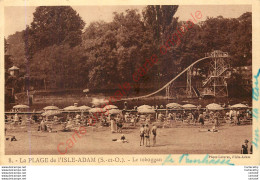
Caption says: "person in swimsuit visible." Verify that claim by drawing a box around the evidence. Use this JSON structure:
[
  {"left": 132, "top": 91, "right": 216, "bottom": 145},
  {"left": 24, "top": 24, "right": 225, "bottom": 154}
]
[
  {"left": 151, "top": 124, "right": 157, "bottom": 146},
  {"left": 144, "top": 124, "right": 151, "bottom": 147},
  {"left": 140, "top": 124, "right": 145, "bottom": 146}
]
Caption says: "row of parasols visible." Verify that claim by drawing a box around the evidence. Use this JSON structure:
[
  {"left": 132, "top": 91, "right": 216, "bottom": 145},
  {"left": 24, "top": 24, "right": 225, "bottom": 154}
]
[
  {"left": 12, "top": 104, "right": 121, "bottom": 116},
  {"left": 12, "top": 103, "right": 249, "bottom": 116}
]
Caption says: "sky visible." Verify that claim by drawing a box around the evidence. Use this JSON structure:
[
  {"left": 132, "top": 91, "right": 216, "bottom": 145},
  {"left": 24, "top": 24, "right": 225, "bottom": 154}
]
[{"left": 4, "top": 5, "right": 252, "bottom": 37}]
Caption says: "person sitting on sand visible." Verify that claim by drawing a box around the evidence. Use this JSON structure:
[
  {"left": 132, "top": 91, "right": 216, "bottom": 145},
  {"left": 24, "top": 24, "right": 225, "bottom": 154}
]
[
  {"left": 120, "top": 134, "right": 128, "bottom": 143},
  {"left": 199, "top": 125, "right": 219, "bottom": 133},
  {"left": 64, "top": 118, "right": 74, "bottom": 131},
  {"left": 11, "top": 136, "right": 17, "bottom": 141},
  {"left": 40, "top": 119, "right": 47, "bottom": 131},
  {"left": 167, "top": 113, "right": 173, "bottom": 120},
  {"left": 158, "top": 113, "right": 163, "bottom": 122},
  {"left": 112, "top": 134, "right": 128, "bottom": 143},
  {"left": 188, "top": 112, "right": 195, "bottom": 124}
]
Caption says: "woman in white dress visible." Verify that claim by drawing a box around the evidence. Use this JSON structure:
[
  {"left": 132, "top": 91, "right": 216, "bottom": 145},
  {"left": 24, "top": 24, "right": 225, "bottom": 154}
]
[{"left": 110, "top": 115, "right": 116, "bottom": 133}]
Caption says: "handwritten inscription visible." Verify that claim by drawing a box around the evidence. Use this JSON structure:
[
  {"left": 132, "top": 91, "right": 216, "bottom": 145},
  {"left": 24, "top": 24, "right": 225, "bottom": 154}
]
[
  {"left": 162, "top": 154, "right": 234, "bottom": 166},
  {"left": 252, "top": 128, "right": 259, "bottom": 149},
  {"left": 162, "top": 154, "right": 175, "bottom": 165},
  {"left": 252, "top": 69, "right": 260, "bottom": 150},
  {"left": 252, "top": 108, "right": 258, "bottom": 122},
  {"left": 252, "top": 69, "right": 260, "bottom": 101}
]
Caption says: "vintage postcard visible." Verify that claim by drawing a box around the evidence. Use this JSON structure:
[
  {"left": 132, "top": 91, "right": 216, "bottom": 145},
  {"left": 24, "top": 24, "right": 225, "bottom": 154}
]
[{"left": 0, "top": 0, "right": 259, "bottom": 166}]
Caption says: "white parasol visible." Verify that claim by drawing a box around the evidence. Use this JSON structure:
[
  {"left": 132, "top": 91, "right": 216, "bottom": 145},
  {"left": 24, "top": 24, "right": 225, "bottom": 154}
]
[
  {"left": 78, "top": 105, "right": 91, "bottom": 111},
  {"left": 137, "top": 105, "right": 152, "bottom": 110},
  {"left": 103, "top": 105, "right": 118, "bottom": 111},
  {"left": 182, "top": 104, "right": 197, "bottom": 109},
  {"left": 43, "top": 106, "right": 59, "bottom": 110},
  {"left": 166, "top": 103, "right": 182, "bottom": 109},
  {"left": 138, "top": 108, "right": 155, "bottom": 114},
  {"left": 231, "top": 103, "right": 248, "bottom": 109},
  {"left": 106, "top": 109, "right": 122, "bottom": 115},
  {"left": 89, "top": 107, "right": 104, "bottom": 113},
  {"left": 13, "top": 104, "right": 29, "bottom": 109},
  {"left": 206, "top": 103, "right": 224, "bottom": 110},
  {"left": 63, "top": 106, "right": 79, "bottom": 111},
  {"left": 41, "top": 110, "right": 61, "bottom": 117}
]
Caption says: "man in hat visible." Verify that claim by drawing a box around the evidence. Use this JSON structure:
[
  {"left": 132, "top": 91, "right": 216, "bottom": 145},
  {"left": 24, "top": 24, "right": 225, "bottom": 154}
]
[{"left": 241, "top": 139, "right": 249, "bottom": 154}]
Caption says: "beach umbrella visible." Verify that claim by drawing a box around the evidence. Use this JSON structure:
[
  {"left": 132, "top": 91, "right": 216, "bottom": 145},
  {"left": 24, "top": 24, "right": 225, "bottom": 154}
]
[
  {"left": 106, "top": 109, "right": 122, "bottom": 115},
  {"left": 89, "top": 107, "right": 104, "bottom": 113},
  {"left": 182, "top": 104, "right": 197, "bottom": 109},
  {"left": 41, "top": 110, "right": 61, "bottom": 117},
  {"left": 103, "top": 105, "right": 118, "bottom": 111},
  {"left": 63, "top": 106, "right": 79, "bottom": 111},
  {"left": 137, "top": 105, "right": 152, "bottom": 110},
  {"left": 13, "top": 104, "right": 29, "bottom": 109},
  {"left": 231, "top": 103, "right": 248, "bottom": 109},
  {"left": 43, "top": 106, "right": 59, "bottom": 110},
  {"left": 138, "top": 108, "right": 156, "bottom": 114},
  {"left": 206, "top": 103, "right": 224, "bottom": 110},
  {"left": 166, "top": 103, "right": 182, "bottom": 109},
  {"left": 78, "top": 105, "right": 91, "bottom": 111}
]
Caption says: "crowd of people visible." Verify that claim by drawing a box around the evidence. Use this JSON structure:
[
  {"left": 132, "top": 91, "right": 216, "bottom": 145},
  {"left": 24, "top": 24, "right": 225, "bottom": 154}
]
[
  {"left": 4, "top": 104, "right": 253, "bottom": 150},
  {"left": 5, "top": 106, "right": 252, "bottom": 130}
]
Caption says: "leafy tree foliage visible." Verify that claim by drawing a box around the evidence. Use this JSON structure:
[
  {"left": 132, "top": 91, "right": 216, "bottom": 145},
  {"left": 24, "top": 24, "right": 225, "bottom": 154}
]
[
  {"left": 23, "top": 6, "right": 85, "bottom": 58},
  {"left": 6, "top": 6, "right": 252, "bottom": 93}
]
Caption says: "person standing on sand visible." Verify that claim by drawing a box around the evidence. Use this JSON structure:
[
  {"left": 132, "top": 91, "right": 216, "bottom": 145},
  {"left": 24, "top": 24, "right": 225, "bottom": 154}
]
[
  {"left": 199, "top": 112, "right": 204, "bottom": 126},
  {"left": 14, "top": 114, "right": 19, "bottom": 122},
  {"left": 110, "top": 115, "right": 117, "bottom": 133},
  {"left": 151, "top": 124, "right": 157, "bottom": 146},
  {"left": 241, "top": 139, "right": 249, "bottom": 154},
  {"left": 194, "top": 110, "right": 199, "bottom": 123},
  {"left": 140, "top": 124, "right": 145, "bottom": 146},
  {"left": 144, "top": 124, "right": 151, "bottom": 147}
]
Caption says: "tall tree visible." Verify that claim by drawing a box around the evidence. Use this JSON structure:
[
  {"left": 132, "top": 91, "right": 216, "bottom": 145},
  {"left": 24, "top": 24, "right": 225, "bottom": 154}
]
[
  {"left": 23, "top": 6, "right": 85, "bottom": 58},
  {"left": 6, "top": 31, "right": 26, "bottom": 72},
  {"left": 4, "top": 38, "right": 12, "bottom": 72},
  {"left": 142, "top": 5, "right": 179, "bottom": 43}
]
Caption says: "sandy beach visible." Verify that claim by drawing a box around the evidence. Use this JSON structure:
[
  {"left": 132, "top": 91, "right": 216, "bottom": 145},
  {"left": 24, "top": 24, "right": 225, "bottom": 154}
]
[{"left": 5, "top": 123, "right": 252, "bottom": 155}]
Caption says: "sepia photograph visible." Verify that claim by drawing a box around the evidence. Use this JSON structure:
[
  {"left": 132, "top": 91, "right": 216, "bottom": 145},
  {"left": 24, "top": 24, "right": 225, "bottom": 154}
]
[{"left": 4, "top": 5, "right": 254, "bottom": 156}]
